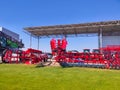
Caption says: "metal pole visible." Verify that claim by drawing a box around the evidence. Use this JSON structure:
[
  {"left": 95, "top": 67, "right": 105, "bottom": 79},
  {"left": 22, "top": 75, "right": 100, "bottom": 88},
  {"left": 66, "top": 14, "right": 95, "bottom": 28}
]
[
  {"left": 38, "top": 36, "right": 40, "bottom": 50},
  {"left": 98, "top": 28, "right": 103, "bottom": 52},
  {"left": 30, "top": 34, "right": 32, "bottom": 48},
  {"left": 100, "top": 28, "right": 103, "bottom": 49}
]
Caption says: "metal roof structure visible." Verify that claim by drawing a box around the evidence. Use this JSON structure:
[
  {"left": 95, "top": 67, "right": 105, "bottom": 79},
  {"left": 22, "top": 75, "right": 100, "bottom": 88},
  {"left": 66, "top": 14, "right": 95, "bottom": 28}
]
[{"left": 24, "top": 20, "right": 120, "bottom": 38}]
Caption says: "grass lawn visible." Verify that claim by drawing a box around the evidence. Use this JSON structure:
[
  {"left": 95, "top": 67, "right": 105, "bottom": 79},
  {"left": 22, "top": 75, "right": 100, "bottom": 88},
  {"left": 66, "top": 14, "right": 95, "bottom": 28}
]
[{"left": 0, "top": 64, "right": 120, "bottom": 90}]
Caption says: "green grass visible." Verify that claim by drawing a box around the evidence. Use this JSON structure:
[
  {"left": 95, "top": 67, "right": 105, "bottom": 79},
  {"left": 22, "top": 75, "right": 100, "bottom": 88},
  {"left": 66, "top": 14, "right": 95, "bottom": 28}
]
[{"left": 0, "top": 64, "right": 120, "bottom": 90}]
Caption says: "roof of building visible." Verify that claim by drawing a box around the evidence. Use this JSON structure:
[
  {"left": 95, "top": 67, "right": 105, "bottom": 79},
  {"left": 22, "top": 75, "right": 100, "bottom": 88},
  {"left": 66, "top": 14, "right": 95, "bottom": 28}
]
[{"left": 24, "top": 20, "right": 120, "bottom": 38}]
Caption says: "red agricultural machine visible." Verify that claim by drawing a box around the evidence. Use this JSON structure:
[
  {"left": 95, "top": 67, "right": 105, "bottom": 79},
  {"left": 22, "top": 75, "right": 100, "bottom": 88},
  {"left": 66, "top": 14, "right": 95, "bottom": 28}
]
[
  {"left": 50, "top": 38, "right": 120, "bottom": 69},
  {"left": 2, "top": 48, "right": 48, "bottom": 64},
  {"left": 0, "top": 28, "right": 48, "bottom": 65}
]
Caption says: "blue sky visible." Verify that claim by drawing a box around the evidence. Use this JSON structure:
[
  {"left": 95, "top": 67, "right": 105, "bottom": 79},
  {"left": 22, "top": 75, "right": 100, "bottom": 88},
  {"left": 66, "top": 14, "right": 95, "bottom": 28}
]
[{"left": 0, "top": 0, "right": 120, "bottom": 52}]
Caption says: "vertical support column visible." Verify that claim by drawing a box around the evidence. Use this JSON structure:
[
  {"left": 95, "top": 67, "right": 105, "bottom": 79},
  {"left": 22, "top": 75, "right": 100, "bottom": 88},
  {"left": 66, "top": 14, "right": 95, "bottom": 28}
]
[
  {"left": 37, "top": 36, "right": 40, "bottom": 50},
  {"left": 98, "top": 28, "right": 103, "bottom": 52},
  {"left": 30, "top": 34, "right": 32, "bottom": 48}
]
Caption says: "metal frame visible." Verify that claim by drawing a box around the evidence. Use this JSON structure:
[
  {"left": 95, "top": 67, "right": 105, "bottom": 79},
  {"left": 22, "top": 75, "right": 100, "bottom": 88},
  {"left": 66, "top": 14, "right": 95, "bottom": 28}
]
[
  {"left": 24, "top": 20, "right": 120, "bottom": 49},
  {"left": 24, "top": 20, "right": 120, "bottom": 37}
]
